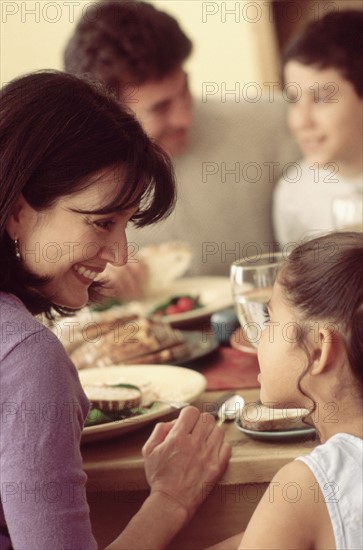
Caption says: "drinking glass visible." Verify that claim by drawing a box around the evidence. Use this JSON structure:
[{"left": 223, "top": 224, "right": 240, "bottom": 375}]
[
  {"left": 230, "top": 252, "right": 282, "bottom": 348},
  {"left": 331, "top": 191, "right": 363, "bottom": 232}
]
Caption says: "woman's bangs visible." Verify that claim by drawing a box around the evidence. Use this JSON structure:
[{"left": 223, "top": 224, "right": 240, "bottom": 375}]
[{"left": 92, "top": 142, "right": 176, "bottom": 225}]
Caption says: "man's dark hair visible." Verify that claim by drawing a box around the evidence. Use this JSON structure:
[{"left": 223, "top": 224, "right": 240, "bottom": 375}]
[
  {"left": 283, "top": 10, "right": 363, "bottom": 97},
  {"left": 64, "top": 0, "right": 193, "bottom": 97}
]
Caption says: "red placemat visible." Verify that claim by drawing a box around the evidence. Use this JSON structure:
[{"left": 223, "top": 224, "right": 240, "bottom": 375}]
[{"left": 191, "top": 347, "right": 260, "bottom": 391}]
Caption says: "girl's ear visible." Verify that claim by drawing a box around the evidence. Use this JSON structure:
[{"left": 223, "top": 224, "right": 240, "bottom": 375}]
[
  {"left": 5, "top": 194, "right": 28, "bottom": 239},
  {"left": 310, "top": 323, "right": 343, "bottom": 375}
]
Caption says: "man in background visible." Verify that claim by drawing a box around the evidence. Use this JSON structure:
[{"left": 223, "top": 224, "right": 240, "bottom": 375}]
[
  {"left": 65, "top": 0, "right": 193, "bottom": 157},
  {"left": 64, "top": 0, "right": 298, "bottom": 298}
]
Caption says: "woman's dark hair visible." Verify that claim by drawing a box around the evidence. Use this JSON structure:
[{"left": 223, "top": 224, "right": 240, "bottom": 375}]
[
  {"left": 0, "top": 70, "right": 176, "bottom": 316},
  {"left": 64, "top": 0, "right": 193, "bottom": 97},
  {"left": 278, "top": 232, "right": 363, "bottom": 397},
  {"left": 283, "top": 10, "right": 363, "bottom": 97}
]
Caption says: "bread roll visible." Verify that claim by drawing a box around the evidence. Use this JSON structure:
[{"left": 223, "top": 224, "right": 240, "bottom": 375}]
[
  {"left": 240, "top": 403, "right": 310, "bottom": 431},
  {"left": 83, "top": 384, "right": 141, "bottom": 412},
  {"left": 70, "top": 316, "right": 189, "bottom": 369}
]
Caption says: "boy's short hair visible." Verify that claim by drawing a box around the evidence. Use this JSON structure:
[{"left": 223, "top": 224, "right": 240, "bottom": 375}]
[
  {"left": 64, "top": 0, "right": 193, "bottom": 97},
  {"left": 283, "top": 10, "right": 363, "bottom": 97}
]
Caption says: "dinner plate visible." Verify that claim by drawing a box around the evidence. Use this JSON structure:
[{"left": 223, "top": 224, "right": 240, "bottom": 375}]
[
  {"left": 79, "top": 365, "right": 207, "bottom": 443},
  {"left": 173, "top": 331, "right": 219, "bottom": 365},
  {"left": 235, "top": 417, "right": 316, "bottom": 442},
  {"left": 144, "top": 276, "right": 233, "bottom": 326}
]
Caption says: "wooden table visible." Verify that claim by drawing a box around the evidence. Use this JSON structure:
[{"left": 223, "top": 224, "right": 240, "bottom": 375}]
[{"left": 82, "top": 388, "right": 318, "bottom": 548}]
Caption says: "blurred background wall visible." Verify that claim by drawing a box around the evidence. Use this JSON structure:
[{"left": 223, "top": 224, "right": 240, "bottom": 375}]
[{"left": 1, "top": 0, "right": 362, "bottom": 95}]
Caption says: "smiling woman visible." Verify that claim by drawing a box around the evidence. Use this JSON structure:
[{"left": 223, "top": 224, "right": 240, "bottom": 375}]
[
  {"left": 0, "top": 71, "right": 176, "bottom": 315},
  {"left": 6, "top": 170, "right": 141, "bottom": 309},
  {"left": 0, "top": 71, "right": 232, "bottom": 550}
]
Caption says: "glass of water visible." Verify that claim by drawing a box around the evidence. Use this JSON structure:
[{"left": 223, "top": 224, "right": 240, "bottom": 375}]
[
  {"left": 230, "top": 252, "right": 283, "bottom": 348},
  {"left": 331, "top": 191, "right": 363, "bottom": 232}
]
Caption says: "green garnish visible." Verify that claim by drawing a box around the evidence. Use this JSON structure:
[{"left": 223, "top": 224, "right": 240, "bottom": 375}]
[
  {"left": 91, "top": 297, "right": 123, "bottom": 312},
  {"left": 85, "top": 408, "right": 112, "bottom": 426},
  {"left": 84, "top": 401, "right": 164, "bottom": 427}
]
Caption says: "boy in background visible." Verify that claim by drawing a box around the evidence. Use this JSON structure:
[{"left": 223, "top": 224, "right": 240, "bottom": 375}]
[{"left": 273, "top": 10, "right": 363, "bottom": 245}]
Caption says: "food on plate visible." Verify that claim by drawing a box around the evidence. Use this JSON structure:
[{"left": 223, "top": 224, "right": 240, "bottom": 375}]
[
  {"left": 50, "top": 311, "right": 138, "bottom": 354},
  {"left": 70, "top": 316, "right": 190, "bottom": 369},
  {"left": 151, "top": 295, "right": 202, "bottom": 316},
  {"left": 84, "top": 402, "right": 162, "bottom": 427},
  {"left": 91, "top": 297, "right": 123, "bottom": 312},
  {"left": 83, "top": 382, "right": 163, "bottom": 427},
  {"left": 139, "top": 242, "right": 192, "bottom": 296},
  {"left": 83, "top": 383, "right": 142, "bottom": 412},
  {"left": 85, "top": 407, "right": 112, "bottom": 426},
  {"left": 240, "top": 403, "right": 310, "bottom": 431}
]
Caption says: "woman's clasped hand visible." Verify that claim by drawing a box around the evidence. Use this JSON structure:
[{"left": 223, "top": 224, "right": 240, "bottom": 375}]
[{"left": 143, "top": 406, "right": 232, "bottom": 520}]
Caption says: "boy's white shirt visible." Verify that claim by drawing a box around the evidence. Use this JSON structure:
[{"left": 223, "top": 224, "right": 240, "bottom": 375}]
[{"left": 273, "top": 158, "right": 362, "bottom": 246}]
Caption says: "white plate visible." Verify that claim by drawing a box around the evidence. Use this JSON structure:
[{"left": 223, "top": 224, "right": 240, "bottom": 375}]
[
  {"left": 79, "top": 365, "right": 207, "bottom": 443},
  {"left": 143, "top": 276, "right": 233, "bottom": 326},
  {"left": 173, "top": 331, "right": 219, "bottom": 365},
  {"left": 235, "top": 418, "right": 316, "bottom": 442}
]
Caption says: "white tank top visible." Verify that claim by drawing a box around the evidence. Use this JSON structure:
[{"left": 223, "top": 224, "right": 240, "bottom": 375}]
[{"left": 296, "top": 433, "right": 363, "bottom": 550}]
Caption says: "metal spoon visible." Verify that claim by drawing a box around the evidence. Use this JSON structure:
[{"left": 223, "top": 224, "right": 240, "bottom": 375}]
[{"left": 217, "top": 394, "right": 245, "bottom": 426}]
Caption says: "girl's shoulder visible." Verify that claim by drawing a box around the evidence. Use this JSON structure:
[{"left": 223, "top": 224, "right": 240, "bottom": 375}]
[{"left": 240, "top": 460, "right": 335, "bottom": 549}]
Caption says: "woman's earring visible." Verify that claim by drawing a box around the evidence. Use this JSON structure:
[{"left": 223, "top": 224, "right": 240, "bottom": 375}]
[{"left": 14, "top": 238, "right": 21, "bottom": 261}]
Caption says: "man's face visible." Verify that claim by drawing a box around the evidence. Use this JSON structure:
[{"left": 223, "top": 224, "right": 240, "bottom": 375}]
[{"left": 121, "top": 67, "right": 193, "bottom": 157}]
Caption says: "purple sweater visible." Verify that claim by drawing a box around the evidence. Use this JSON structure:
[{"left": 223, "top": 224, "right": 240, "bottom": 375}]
[{"left": 0, "top": 292, "right": 97, "bottom": 549}]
